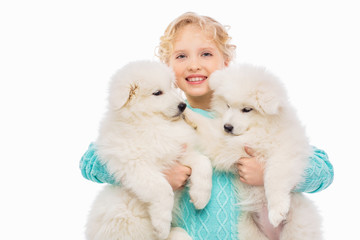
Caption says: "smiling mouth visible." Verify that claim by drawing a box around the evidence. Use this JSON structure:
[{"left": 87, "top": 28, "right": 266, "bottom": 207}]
[{"left": 186, "top": 77, "right": 207, "bottom": 83}]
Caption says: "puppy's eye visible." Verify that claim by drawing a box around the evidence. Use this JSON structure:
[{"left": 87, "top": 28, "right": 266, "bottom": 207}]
[
  {"left": 226, "top": 104, "right": 230, "bottom": 108},
  {"left": 152, "top": 90, "right": 163, "bottom": 96},
  {"left": 242, "top": 107, "right": 253, "bottom": 113}
]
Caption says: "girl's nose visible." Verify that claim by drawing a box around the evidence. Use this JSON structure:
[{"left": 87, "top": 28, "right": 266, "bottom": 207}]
[{"left": 188, "top": 58, "right": 201, "bottom": 71}]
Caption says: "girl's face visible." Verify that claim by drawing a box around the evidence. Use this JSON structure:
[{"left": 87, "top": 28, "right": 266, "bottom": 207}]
[{"left": 168, "top": 24, "right": 229, "bottom": 109}]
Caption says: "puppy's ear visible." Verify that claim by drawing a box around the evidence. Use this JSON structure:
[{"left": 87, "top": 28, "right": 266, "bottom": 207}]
[
  {"left": 256, "top": 90, "right": 281, "bottom": 115},
  {"left": 208, "top": 69, "right": 224, "bottom": 90},
  {"left": 255, "top": 77, "right": 288, "bottom": 115},
  {"left": 122, "top": 84, "right": 139, "bottom": 108},
  {"left": 251, "top": 66, "right": 288, "bottom": 115},
  {"left": 109, "top": 82, "right": 139, "bottom": 110}
]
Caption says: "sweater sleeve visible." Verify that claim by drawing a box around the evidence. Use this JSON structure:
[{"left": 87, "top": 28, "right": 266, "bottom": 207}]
[
  {"left": 79, "top": 143, "right": 118, "bottom": 185},
  {"left": 293, "top": 146, "right": 334, "bottom": 193},
  {"left": 79, "top": 144, "right": 334, "bottom": 192}
]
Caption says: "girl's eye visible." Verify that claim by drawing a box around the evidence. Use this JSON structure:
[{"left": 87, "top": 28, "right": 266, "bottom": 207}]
[
  {"left": 152, "top": 90, "right": 163, "bottom": 96},
  {"left": 242, "top": 107, "right": 253, "bottom": 113},
  {"left": 176, "top": 54, "right": 186, "bottom": 59},
  {"left": 202, "top": 52, "right": 213, "bottom": 57}
]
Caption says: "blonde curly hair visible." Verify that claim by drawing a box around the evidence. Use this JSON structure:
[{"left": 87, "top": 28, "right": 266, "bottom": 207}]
[{"left": 156, "top": 12, "right": 236, "bottom": 63}]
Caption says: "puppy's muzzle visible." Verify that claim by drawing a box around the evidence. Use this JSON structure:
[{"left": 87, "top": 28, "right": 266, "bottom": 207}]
[{"left": 224, "top": 123, "right": 234, "bottom": 134}]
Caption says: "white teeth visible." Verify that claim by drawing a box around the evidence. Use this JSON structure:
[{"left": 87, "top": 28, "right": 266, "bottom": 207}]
[{"left": 187, "top": 77, "right": 205, "bottom": 82}]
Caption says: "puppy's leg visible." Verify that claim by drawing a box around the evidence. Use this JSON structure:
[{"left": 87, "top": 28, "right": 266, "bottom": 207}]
[
  {"left": 122, "top": 167, "right": 174, "bottom": 240},
  {"left": 86, "top": 186, "right": 156, "bottom": 240},
  {"left": 183, "top": 108, "right": 221, "bottom": 154},
  {"left": 265, "top": 152, "right": 306, "bottom": 227},
  {"left": 280, "top": 194, "right": 323, "bottom": 240},
  {"left": 238, "top": 211, "right": 268, "bottom": 240},
  {"left": 181, "top": 151, "right": 212, "bottom": 209},
  {"left": 167, "top": 227, "right": 192, "bottom": 240}
]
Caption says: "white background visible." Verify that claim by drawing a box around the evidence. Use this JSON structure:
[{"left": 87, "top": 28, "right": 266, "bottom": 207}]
[{"left": 1, "top": 0, "right": 359, "bottom": 239}]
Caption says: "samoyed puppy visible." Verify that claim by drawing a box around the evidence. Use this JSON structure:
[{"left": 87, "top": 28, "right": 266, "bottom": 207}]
[
  {"left": 187, "top": 64, "right": 322, "bottom": 239},
  {"left": 85, "top": 61, "right": 212, "bottom": 240}
]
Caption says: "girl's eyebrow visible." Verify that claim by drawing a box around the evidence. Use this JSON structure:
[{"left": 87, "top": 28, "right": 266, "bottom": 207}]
[
  {"left": 199, "top": 47, "right": 216, "bottom": 52},
  {"left": 172, "top": 47, "right": 216, "bottom": 54},
  {"left": 172, "top": 49, "right": 186, "bottom": 54}
]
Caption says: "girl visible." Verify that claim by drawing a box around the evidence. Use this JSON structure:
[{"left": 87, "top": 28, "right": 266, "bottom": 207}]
[{"left": 81, "top": 12, "right": 333, "bottom": 240}]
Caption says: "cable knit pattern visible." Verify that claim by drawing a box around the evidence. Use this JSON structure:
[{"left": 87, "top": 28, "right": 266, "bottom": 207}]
[
  {"left": 80, "top": 143, "right": 118, "bottom": 185},
  {"left": 294, "top": 147, "right": 334, "bottom": 193},
  {"left": 174, "top": 171, "right": 239, "bottom": 239}
]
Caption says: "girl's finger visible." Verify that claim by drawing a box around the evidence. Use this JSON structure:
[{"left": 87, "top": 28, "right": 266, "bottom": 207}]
[
  {"left": 244, "top": 146, "right": 256, "bottom": 157},
  {"left": 182, "top": 165, "right": 192, "bottom": 176},
  {"left": 239, "top": 176, "right": 247, "bottom": 183}
]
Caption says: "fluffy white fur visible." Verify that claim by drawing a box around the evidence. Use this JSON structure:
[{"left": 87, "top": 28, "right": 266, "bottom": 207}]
[
  {"left": 188, "top": 64, "right": 322, "bottom": 239},
  {"left": 86, "top": 61, "right": 212, "bottom": 240}
]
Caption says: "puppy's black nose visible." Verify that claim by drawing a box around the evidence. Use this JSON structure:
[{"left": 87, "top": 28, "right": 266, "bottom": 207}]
[
  {"left": 178, "top": 102, "right": 187, "bottom": 112},
  {"left": 224, "top": 124, "right": 234, "bottom": 133}
]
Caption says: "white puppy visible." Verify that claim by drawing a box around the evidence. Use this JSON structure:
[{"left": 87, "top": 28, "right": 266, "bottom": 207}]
[
  {"left": 189, "top": 64, "right": 322, "bottom": 239},
  {"left": 85, "top": 61, "right": 212, "bottom": 240}
]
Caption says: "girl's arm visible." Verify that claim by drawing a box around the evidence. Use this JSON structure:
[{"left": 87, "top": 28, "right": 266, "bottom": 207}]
[
  {"left": 293, "top": 147, "right": 334, "bottom": 193},
  {"left": 80, "top": 143, "right": 334, "bottom": 193},
  {"left": 80, "top": 143, "right": 118, "bottom": 185},
  {"left": 80, "top": 143, "right": 191, "bottom": 190},
  {"left": 237, "top": 146, "right": 333, "bottom": 193}
]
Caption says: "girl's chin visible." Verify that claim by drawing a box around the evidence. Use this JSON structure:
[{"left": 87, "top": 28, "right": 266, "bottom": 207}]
[{"left": 185, "top": 89, "right": 212, "bottom": 98}]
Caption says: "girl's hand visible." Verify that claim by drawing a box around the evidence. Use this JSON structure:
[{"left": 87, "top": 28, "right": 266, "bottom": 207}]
[
  {"left": 236, "top": 146, "right": 265, "bottom": 186},
  {"left": 163, "top": 161, "right": 192, "bottom": 191}
]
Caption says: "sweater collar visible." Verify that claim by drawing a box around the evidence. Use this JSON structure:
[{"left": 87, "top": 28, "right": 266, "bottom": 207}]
[{"left": 185, "top": 100, "right": 215, "bottom": 119}]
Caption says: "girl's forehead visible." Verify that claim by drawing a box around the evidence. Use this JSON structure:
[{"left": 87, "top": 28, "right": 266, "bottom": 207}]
[
  {"left": 175, "top": 24, "right": 212, "bottom": 41},
  {"left": 172, "top": 25, "right": 217, "bottom": 50}
]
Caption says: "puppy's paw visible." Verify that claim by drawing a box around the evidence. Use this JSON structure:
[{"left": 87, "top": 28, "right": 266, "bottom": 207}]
[
  {"left": 152, "top": 217, "right": 171, "bottom": 240},
  {"left": 189, "top": 184, "right": 211, "bottom": 209},
  {"left": 268, "top": 199, "right": 290, "bottom": 227},
  {"left": 187, "top": 159, "right": 212, "bottom": 209},
  {"left": 268, "top": 209, "right": 286, "bottom": 227},
  {"left": 167, "top": 227, "right": 192, "bottom": 240},
  {"left": 149, "top": 200, "right": 173, "bottom": 239}
]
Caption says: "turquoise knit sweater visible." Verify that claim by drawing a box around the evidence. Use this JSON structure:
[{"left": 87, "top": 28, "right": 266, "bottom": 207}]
[{"left": 80, "top": 105, "right": 334, "bottom": 239}]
